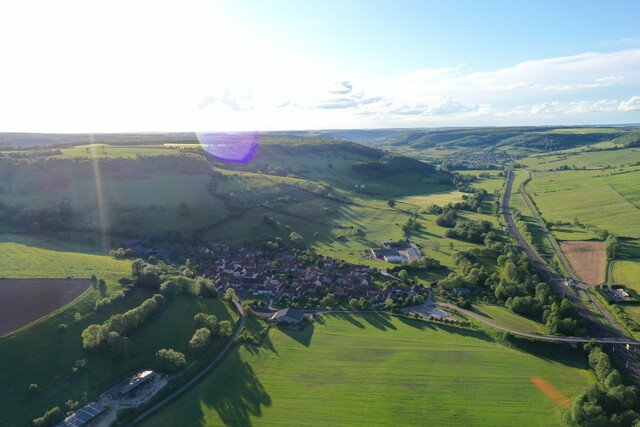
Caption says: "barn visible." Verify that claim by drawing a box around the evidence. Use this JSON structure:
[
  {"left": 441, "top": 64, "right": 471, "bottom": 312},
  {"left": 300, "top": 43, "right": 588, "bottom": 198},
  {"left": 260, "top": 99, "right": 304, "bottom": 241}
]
[{"left": 271, "top": 307, "right": 305, "bottom": 324}]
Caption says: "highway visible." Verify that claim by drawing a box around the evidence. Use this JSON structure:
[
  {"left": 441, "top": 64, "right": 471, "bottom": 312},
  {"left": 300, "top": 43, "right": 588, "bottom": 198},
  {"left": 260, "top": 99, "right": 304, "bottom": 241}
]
[{"left": 502, "top": 170, "right": 640, "bottom": 383}]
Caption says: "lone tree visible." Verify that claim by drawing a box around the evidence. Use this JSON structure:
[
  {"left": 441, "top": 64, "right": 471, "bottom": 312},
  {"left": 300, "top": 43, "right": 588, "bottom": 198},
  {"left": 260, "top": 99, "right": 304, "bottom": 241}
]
[
  {"left": 189, "top": 327, "right": 211, "bottom": 350},
  {"left": 387, "top": 200, "right": 396, "bottom": 208}
]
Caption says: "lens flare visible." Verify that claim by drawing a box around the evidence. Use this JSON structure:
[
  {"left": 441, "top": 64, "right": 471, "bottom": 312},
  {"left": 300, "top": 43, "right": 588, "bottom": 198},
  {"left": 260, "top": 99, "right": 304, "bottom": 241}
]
[{"left": 196, "top": 132, "right": 259, "bottom": 164}]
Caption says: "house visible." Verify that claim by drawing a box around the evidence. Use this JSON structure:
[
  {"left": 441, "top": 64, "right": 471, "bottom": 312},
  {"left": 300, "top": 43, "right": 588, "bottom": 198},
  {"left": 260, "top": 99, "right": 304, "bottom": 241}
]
[{"left": 271, "top": 307, "right": 305, "bottom": 324}]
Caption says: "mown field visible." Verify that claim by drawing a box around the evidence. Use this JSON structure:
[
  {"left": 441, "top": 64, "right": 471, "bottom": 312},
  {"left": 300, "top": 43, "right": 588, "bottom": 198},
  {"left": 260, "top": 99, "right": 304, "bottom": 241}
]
[
  {"left": 142, "top": 313, "right": 593, "bottom": 427},
  {"left": 0, "top": 292, "right": 237, "bottom": 426},
  {"left": 472, "top": 304, "right": 546, "bottom": 334},
  {"left": 612, "top": 260, "right": 640, "bottom": 293},
  {"left": 525, "top": 168, "right": 640, "bottom": 239}
]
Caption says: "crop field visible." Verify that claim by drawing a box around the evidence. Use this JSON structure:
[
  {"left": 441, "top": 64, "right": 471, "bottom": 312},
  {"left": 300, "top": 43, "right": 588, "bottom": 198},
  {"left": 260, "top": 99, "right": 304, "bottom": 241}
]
[
  {"left": 0, "top": 279, "right": 90, "bottom": 336},
  {"left": 396, "top": 191, "right": 466, "bottom": 208},
  {"left": 559, "top": 241, "right": 606, "bottom": 285},
  {"left": 142, "top": 313, "right": 592, "bottom": 427},
  {"left": 472, "top": 304, "right": 546, "bottom": 334},
  {"left": 0, "top": 293, "right": 236, "bottom": 425}
]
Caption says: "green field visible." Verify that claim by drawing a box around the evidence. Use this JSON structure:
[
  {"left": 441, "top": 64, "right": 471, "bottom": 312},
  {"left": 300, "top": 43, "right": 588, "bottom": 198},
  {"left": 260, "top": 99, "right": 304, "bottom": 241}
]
[
  {"left": 0, "top": 293, "right": 237, "bottom": 425},
  {"left": 0, "top": 240, "right": 131, "bottom": 281},
  {"left": 142, "top": 314, "right": 593, "bottom": 426},
  {"left": 525, "top": 169, "right": 640, "bottom": 238},
  {"left": 472, "top": 304, "right": 546, "bottom": 334},
  {"left": 612, "top": 261, "right": 640, "bottom": 293}
]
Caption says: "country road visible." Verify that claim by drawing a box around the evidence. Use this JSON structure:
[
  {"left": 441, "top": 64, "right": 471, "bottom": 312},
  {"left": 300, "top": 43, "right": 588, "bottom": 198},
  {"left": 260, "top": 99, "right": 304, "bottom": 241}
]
[
  {"left": 129, "top": 300, "right": 246, "bottom": 426},
  {"left": 502, "top": 171, "right": 640, "bottom": 383}
]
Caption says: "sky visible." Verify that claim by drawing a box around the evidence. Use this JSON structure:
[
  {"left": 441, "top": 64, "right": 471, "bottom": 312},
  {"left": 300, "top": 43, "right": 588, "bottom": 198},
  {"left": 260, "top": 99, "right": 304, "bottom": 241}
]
[{"left": 1, "top": 0, "right": 639, "bottom": 132}]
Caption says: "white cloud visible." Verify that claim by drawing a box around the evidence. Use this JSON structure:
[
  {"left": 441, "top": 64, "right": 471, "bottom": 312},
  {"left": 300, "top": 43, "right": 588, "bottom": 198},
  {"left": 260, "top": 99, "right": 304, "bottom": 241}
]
[
  {"left": 619, "top": 96, "right": 640, "bottom": 112},
  {"left": 530, "top": 101, "right": 559, "bottom": 115}
]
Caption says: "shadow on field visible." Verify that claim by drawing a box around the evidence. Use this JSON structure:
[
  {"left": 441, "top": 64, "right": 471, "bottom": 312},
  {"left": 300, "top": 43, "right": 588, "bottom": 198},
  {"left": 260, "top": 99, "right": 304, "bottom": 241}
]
[
  {"left": 278, "top": 322, "right": 314, "bottom": 347},
  {"left": 362, "top": 312, "right": 397, "bottom": 331},
  {"left": 398, "top": 315, "right": 495, "bottom": 342},
  {"left": 196, "top": 351, "right": 272, "bottom": 427},
  {"left": 396, "top": 315, "right": 436, "bottom": 330},
  {"left": 503, "top": 335, "right": 588, "bottom": 368},
  {"left": 339, "top": 313, "right": 365, "bottom": 329}
]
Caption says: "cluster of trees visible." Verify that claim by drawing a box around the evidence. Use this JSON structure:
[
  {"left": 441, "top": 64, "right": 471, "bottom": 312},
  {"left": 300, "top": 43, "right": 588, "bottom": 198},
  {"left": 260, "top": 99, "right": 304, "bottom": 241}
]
[
  {"left": 192, "top": 313, "right": 233, "bottom": 344},
  {"left": 493, "top": 253, "right": 587, "bottom": 336},
  {"left": 572, "top": 343, "right": 639, "bottom": 426},
  {"left": 445, "top": 220, "right": 492, "bottom": 244},
  {"left": 81, "top": 294, "right": 167, "bottom": 357},
  {"left": 155, "top": 348, "right": 187, "bottom": 373},
  {"left": 606, "top": 235, "right": 621, "bottom": 260},
  {"left": 129, "top": 258, "right": 219, "bottom": 299},
  {"left": 32, "top": 406, "right": 63, "bottom": 427},
  {"left": 94, "top": 288, "right": 129, "bottom": 313},
  {"left": 435, "top": 207, "right": 458, "bottom": 228},
  {"left": 352, "top": 154, "right": 435, "bottom": 178},
  {"left": 387, "top": 256, "right": 442, "bottom": 273}
]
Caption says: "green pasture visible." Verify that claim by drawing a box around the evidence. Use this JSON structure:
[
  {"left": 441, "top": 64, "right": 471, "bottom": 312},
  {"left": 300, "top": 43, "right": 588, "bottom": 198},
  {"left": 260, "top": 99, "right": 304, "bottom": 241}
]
[
  {"left": 522, "top": 147, "right": 640, "bottom": 170},
  {"left": 612, "top": 260, "right": 640, "bottom": 294},
  {"left": 142, "top": 313, "right": 593, "bottom": 427},
  {"left": 525, "top": 170, "right": 640, "bottom": 238},
  {"left": 472, "top": 304, "right": 546, "bottom": 334},
  {"left": 0, "top": 294, "right": 236, "bottom": 426}
]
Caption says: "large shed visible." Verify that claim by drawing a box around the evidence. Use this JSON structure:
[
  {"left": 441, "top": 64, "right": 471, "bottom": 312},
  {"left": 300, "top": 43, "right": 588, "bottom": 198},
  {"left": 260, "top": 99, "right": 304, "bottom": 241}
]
[
  {"left": 271, "top": 307, "right": 305, "bottom": 324},
  {"left": 54, "top": 402, "right": 106, "bottom": 427}
]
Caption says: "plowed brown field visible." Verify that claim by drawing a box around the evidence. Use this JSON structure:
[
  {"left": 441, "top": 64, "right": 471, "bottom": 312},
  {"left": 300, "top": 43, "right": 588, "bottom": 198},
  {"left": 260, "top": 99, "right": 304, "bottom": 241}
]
[
  {"left": 0, "top": 278, "right": 90, "bottom": 336},
  {"left": 559, "top": 241, "right": 606, "bottom": 285}
]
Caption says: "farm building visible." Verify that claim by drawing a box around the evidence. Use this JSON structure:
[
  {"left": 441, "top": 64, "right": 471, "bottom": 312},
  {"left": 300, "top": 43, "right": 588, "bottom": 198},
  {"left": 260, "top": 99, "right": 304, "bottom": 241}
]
[
  {"left": 111, "top": 370, "right": 158, "bottom": 399},
  {"left": 271, "top": 307, "right": 305, "bottom": 324},
  {"left": 54, "top": 402, "right": 106, "bottom": 427}
]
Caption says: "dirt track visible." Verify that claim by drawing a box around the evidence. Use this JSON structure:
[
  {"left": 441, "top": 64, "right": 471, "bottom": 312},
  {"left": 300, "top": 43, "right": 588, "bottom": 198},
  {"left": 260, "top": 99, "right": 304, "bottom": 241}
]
[
  {"left": 0, "top": 279, "right": 90, "bottom": 336},
  {"left": 559, "top": 241, "right": 606, "bottom": 285}
]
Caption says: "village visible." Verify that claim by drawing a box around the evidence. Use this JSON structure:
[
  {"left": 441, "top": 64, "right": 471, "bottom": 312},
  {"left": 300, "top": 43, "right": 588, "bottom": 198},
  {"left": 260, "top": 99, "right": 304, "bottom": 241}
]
[{"left": 197, "top": 242, "right": 429, "bottom": 308}]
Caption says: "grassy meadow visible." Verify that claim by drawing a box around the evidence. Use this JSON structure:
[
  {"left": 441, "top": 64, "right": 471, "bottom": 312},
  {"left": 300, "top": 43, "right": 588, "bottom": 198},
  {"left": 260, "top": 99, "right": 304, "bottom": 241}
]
[
  {"left": 525, "top": 168, "right": 640, "bottom": 239},
  {"left": 142, "top": 313, "right": 593, "bottom": 427},
  {"left": 612, "top": 261, "right": 640, "bottom": 294},
  {"left": 472, "top": 304, "right": 546, "bottom": 334}
]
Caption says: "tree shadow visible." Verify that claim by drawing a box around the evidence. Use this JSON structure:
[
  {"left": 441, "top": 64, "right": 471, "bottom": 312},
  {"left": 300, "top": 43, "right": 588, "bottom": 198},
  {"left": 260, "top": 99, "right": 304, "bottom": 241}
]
[
  {"left": 277, "top": 321, "right": 315, "bottom": 347},
  {"left": 396, "top": 315, "right": 436, "bottom": 330},
  {"left": 337, "top": 312, "right": 365, "bottom": 329},
  {"left": 199, "top": 351, "right": 272, "bottom": 427},
  {"left": 361, "top": 312, "right": 397, "bottom": 331}
]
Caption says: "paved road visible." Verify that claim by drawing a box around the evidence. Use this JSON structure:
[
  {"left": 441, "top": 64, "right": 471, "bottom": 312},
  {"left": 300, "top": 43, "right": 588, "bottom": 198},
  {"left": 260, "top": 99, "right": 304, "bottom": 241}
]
[
  {"left": 129, "top": 300, "right": 246, "bottom": 426},
  {"left": 503, "top": 171, "right": 640, "bottom": 383}
]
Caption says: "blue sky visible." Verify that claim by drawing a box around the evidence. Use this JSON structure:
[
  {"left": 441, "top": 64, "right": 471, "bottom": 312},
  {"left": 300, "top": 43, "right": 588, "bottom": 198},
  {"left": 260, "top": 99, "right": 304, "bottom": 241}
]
[{"left": 1, "top": 0, "right": 639, "bottom": 131}]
